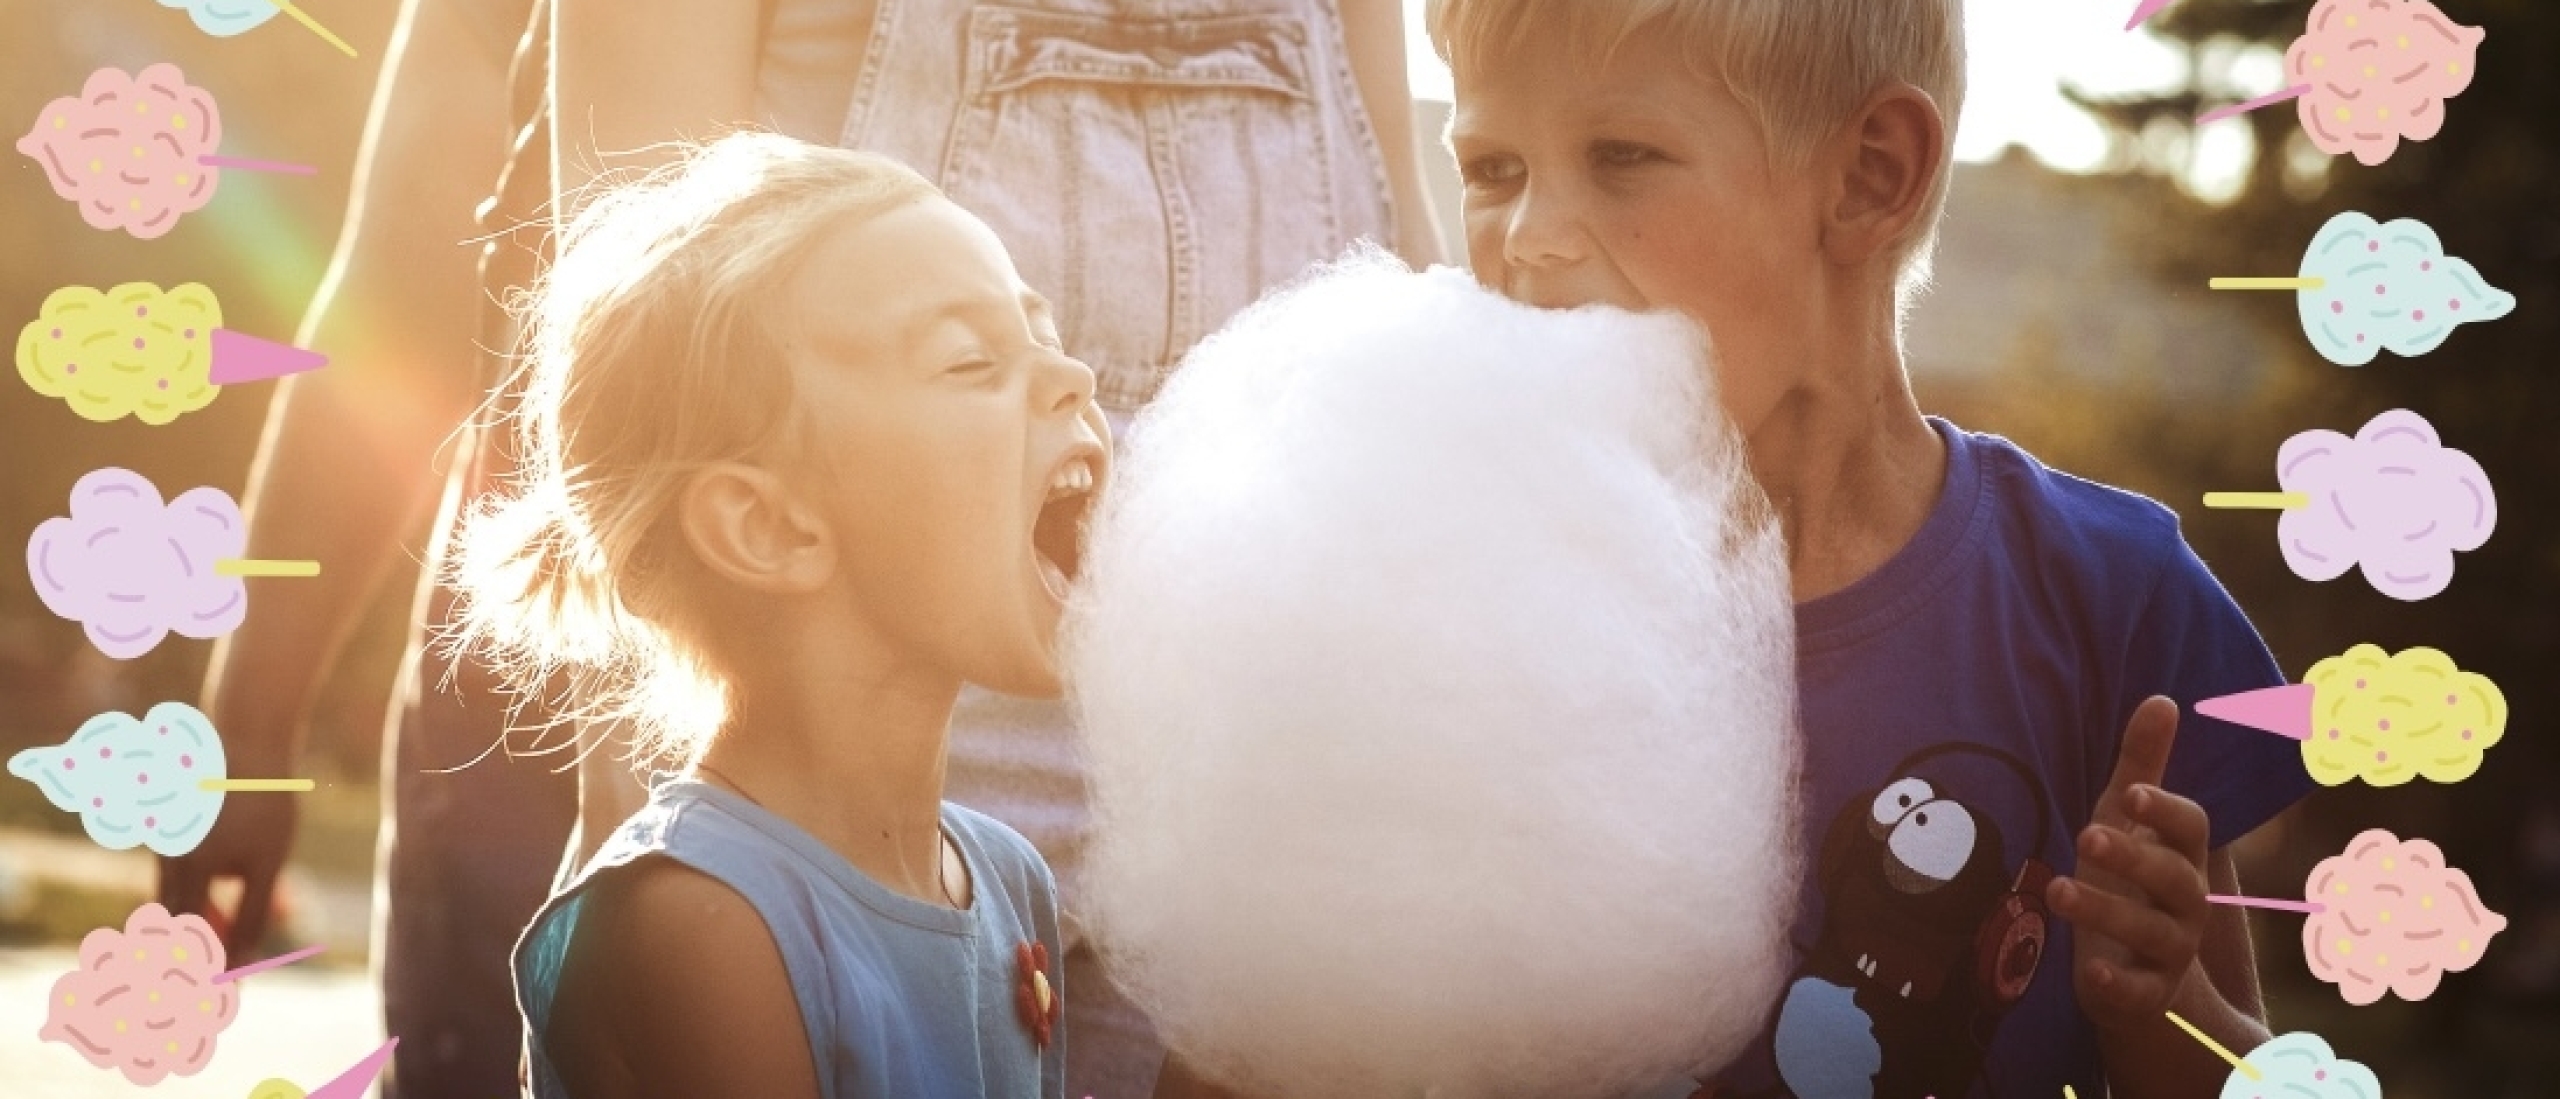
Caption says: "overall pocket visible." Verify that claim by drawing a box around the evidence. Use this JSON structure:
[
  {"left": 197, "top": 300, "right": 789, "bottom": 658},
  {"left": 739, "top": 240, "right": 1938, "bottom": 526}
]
[{"left": 942, "top": 4, "right": 1351, "bottom": 408}]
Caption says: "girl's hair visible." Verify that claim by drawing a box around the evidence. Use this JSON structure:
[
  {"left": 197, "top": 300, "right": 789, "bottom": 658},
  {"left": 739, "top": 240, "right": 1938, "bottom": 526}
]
[
  {"left": 445, "top": 131, "right": 940, "bottom": 766},
  {"left": 1425, "top": 0, "right": 1966, "bottom": 304}
]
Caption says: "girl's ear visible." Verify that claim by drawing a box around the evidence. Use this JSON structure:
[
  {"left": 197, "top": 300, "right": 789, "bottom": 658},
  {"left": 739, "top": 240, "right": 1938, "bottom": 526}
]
[
  {"left": 1819, "top": 82, "right": 1948, "bottom": 267},
  {"left": 676, "top": 462, "right": 837, "bottom": 594}
]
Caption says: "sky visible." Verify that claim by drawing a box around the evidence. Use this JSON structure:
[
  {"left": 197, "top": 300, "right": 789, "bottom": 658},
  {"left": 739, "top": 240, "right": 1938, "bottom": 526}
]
[{"left": 1401, "top": 0, "right": 2289, "bottom": 199}]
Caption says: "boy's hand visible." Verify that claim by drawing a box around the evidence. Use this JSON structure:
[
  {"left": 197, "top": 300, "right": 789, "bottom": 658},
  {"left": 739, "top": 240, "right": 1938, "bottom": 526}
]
[{"left": 2048, "top": 696, "right": 2214, "bottom": 1032}]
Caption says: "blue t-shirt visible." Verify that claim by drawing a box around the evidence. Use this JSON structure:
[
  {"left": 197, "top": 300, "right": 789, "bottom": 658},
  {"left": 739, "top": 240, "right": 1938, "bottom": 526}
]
[
  {"left": 514, "top": 780, "right": 1067, "bottom": 1099},
  {"left": 1700, "top": 418, "right": 2317, "bottom": 1099}
]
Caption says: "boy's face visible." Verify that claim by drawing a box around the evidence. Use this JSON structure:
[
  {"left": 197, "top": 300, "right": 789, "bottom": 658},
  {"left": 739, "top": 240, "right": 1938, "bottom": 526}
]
[
  {"left": 775, "top": 197, "right": 1110, "bottom": 699},
  {"left": 1448, "top": 32, "right": 1830, "bottom": 434}
]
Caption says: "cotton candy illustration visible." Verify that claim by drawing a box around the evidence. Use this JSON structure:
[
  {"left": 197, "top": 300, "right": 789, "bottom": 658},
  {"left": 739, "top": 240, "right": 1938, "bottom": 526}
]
[
  {"left": 2295, "top": 213, "right": 2513, "bottom": 366},
  {"left": 2303, "top": 829, "right": 2506, "bottom": 1005},
  {"left": 19, "top": 282, "right": 331, "bottom": 425},
  {"left": 2221, "top": 1032, "right": 2383, "bottom": 1099},
  {"left": 2275, "top": 410, "right": 2492, "bottom": 600},
  {"left": 28, "top": 468, "right": 250, "bottom": 659},
  {"left": 18, "top": 283, "right": 223, "bottom": 423},
  {"left": 1069, "top": 250, "right": 1799, "bottom": 1099},
  {"left": 40, "top": 903, "right": 243, "bottom": 1084},
  {"left": 2288, "top": 0, "right": 2484, "bottom": 166},
  {"left": 9, "top": 703, "right": 230, "bottom": 856},
  {"left": 2299, "top": 645, "right": 2505, "bottom": 785},
  {"left": 159, "top": 0, "right": 283, "bottom": 36},
  {"left": 16, "top": 65, "right": 222, "bottom": 239}
]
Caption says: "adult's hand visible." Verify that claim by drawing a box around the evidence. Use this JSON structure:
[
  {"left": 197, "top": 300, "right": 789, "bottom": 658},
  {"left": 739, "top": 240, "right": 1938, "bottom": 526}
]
[{"left": 158, "top": 791, "right": 297, "bottom": 955}]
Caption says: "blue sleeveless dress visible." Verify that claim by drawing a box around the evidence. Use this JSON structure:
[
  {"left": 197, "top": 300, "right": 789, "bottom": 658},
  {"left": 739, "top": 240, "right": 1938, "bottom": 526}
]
[{"left": 514, "top": 779, "right": 1066, "bottom": 1099}]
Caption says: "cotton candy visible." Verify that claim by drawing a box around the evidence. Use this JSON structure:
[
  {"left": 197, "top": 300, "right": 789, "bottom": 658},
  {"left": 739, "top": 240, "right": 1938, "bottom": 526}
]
[{"left": 1065, "top": 249, "right": 1802, "bottom": 1098}]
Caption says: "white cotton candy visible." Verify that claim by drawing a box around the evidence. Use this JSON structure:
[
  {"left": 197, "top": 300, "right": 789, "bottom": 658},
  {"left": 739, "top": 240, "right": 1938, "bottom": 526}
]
[{"left": 1064, "top": 249, "right": 1802, "bottom": 1099}]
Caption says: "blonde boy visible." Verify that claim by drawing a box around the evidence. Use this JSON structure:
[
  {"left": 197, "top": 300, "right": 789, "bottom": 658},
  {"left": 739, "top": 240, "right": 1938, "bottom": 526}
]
[{"left": 1413, "top": 3, "right": 2316, "bottom": 1098}]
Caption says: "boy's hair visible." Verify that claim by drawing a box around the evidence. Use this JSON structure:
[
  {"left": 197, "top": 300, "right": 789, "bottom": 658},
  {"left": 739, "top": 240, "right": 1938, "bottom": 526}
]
[
  {"left": 445, "top": 132, "right": 940, "bottom": 765},
  {"left": 1426, "top": 0, "right": 1966, "bottom": 302}
]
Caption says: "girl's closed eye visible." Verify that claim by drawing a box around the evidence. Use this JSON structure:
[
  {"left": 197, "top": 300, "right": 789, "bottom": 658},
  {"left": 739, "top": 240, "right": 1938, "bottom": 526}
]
[{"left": 943, "top": 352, "right": 1001, "bottom": 382}]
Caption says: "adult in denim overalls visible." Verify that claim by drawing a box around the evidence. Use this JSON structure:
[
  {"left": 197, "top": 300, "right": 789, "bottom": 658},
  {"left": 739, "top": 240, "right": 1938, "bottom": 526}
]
[{"left": 555, "top": 1, "right": 1443, "bottom": 1094}]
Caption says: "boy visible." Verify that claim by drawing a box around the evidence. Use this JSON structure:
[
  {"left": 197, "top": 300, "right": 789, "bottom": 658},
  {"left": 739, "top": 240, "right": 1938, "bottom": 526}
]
[{"left": 1419, "top": 2, "right": 2316, "bottom": 1098}]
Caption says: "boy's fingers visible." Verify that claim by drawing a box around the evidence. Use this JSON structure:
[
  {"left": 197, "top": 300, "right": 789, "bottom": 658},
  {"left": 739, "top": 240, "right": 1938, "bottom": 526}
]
[
  {"left": 2088, "top": 839, "right": 2211, "bottom": 927},
  {"left": 2127, "top": 784, "right": 2212, "bottom": 867},
  {"left": 2096, "top": 697, "right": 2181, "bottom": 825},
  {"left": 2081, "top": 957, "right": 2177, "bottom": 1017},
  {"left": 2055, "top": 876, "right": 2190, "bottom": 963}
]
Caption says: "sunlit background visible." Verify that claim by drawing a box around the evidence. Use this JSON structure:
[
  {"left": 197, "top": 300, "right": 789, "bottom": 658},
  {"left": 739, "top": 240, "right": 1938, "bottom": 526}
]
[{"left": 3, "top": 1, "right": 2554, "bottom": 1095}]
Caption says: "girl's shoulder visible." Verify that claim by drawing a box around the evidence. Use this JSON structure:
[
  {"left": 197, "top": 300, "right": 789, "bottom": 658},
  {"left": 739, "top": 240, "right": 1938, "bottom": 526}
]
[{"left": 942, "top": 800, "right": 1059, "bottom": 903}]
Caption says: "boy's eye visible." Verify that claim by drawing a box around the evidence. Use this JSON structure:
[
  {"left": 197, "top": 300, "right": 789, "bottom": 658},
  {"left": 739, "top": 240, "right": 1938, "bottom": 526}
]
[
  {"left": 1459, "top": 154, "right": 1524, "bottom": 187},
  {"left": 945, "top": 357, "right": 998, "bottom": 377},
  {"left": 1591, "top": 141, "right": 1661, "bottom": 168}
]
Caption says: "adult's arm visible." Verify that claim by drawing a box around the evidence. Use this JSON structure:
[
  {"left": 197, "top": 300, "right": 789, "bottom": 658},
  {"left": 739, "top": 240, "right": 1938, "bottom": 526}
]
[
  {"left": 1338, "top": 0, "right": 1448, "bottom": 268},
  {"left": 551, "top": 0, "right": 761, "bottom": 204},
  {"left": 161, "top": 0, "right": 530, "bottom": 955}
]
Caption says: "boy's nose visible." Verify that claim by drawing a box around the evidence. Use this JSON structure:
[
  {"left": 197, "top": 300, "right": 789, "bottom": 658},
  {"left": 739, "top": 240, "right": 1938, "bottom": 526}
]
[{"left": 1499, "top": 184, "right": 1590, "bottom": 271}]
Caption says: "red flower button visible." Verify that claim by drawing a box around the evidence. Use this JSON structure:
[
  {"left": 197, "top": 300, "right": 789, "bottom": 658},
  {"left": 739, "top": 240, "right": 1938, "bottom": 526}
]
[{"left": 1014, "top": 940, "right": 1058, "bottom": 1050}]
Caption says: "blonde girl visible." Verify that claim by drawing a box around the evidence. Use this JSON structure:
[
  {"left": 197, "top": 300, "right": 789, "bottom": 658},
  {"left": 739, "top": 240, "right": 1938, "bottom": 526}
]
[{"left": 454, "top": 131, "right": 1108, "bottom": 1099}]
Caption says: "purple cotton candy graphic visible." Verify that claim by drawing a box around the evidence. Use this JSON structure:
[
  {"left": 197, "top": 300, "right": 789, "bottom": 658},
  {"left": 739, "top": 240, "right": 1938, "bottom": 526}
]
[
  {"left": 2276, "top": 410, "right": 2494, "bottom": 601},
  {"left": 27, "top": 468, "right": 249, "bottom": 659}
]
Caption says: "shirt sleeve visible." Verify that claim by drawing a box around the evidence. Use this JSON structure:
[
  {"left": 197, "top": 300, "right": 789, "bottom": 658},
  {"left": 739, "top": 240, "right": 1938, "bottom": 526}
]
[{"left": 2116, "top": 533, "right": 2319, "bottom": 850}]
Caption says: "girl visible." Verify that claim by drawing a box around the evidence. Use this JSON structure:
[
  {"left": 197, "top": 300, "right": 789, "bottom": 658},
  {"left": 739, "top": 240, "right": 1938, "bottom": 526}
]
[
  {"left": 451, "top": 131, "right": 1108, "bottom": 1099},
  {"left": 556, "top": 4, "right": 1444, "bottom": 1088}
]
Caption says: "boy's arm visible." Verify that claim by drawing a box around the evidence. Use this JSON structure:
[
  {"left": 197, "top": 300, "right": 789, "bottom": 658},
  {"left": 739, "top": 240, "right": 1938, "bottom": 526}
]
[
  {"left": 2053, "top": 697, "right": 2276, "bottom": 1099},
  {"left": 159, "top": 0, "right": 526, "bottom": 955},
  {"left": 1338, "top": 0, "right": 1448, "bottom": 268}
]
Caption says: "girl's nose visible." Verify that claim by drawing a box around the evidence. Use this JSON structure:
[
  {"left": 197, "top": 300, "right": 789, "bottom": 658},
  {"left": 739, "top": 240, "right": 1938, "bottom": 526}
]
[{"left": 1036, "top": 347, "right": 1097, "bottom": 417}]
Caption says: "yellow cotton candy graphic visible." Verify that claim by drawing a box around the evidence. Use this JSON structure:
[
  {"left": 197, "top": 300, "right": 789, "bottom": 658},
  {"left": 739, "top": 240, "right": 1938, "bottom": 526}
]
[
  {"left": 2301, "top": 644, "right": 2504, "bottom": 786},
  {"left": 17, "top": 282, "right": 222, "bottom": 425}
]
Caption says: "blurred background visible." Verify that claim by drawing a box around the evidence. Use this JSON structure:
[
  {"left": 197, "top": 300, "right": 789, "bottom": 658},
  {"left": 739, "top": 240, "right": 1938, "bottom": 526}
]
[{"left": 2, "top": 0, "right": 2552, "bottom": 1094}]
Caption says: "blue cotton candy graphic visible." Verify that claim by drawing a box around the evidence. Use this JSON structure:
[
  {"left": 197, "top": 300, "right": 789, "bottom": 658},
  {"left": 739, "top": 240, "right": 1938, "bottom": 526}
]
[
  {"left": 1773, "top": 977, "right": 1881, "bottom": 1099},
  {"left": 2223, "top": 1032, "right": 2383, "bottom": 1099},
  {"left": 157, "top": 0, "right": 280, "bottom": 37},
  {"left": 2297, "top": 211, "right": 2514, "bottom": 367},
  {"left": 8, "top": 702, "right": 227, "bottom": 856}
]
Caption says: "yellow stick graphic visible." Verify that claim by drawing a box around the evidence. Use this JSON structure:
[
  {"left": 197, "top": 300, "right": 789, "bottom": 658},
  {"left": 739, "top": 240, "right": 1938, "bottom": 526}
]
[
  {"left": 200, "top": 778, "right": 317, "bottom": 793},
  {"left": 2210, "top": 277, "right": 2326, "bottom": 291},
  {"left": 215, "top": 558, "right": 322, "bottom": 578},
  {"left": 2204, "top": 492, "right": 2309, "bottom": 510},
  {"left": 2167, "top": 1010, "right": 2263, "bottom": 1081},
  {"left": 272, "top": 0, "right": 358, "bottom": 57}
]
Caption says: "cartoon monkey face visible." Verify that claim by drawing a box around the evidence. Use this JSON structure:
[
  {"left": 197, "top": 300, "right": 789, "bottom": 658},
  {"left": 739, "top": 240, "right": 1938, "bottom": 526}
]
[{"left": 1867, "top": 777, "right": 1988, "bottom": 895}]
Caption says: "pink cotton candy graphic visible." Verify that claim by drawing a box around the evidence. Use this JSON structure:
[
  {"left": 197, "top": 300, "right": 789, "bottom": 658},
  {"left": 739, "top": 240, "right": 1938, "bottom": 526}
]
[
  {"left": 2275, "top": 410, "right": 2492, "bottom": 600},
  {"left": 40, "top": 903, "right": 242, "bottom": 1084},
  {"left": 15, "top": 65, "right": 311, "bottom": 239},
  {"left": 2196, "top": 0, "right": 2485, "bottom": 168},
  {"left": 2301, "top": 829, "right": 2506, "bottom": 1005},
  {"left": 25, "top": 469, "right": 318, "bottom": 660}
]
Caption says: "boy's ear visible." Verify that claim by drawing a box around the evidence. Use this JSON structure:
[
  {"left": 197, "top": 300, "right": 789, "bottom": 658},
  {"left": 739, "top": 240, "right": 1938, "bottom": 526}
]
[
  {"left": 676, "top": 462, "right": 837, "bottom": 595},
  {"left": 1819, "top": 83, "right": 1948, "bottom": 267}
]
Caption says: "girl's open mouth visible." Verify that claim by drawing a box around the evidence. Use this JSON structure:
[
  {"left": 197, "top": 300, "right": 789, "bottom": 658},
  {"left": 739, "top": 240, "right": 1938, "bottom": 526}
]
[{"left": 1033, "top": 454, "right": 1097, "bottom": 600}]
